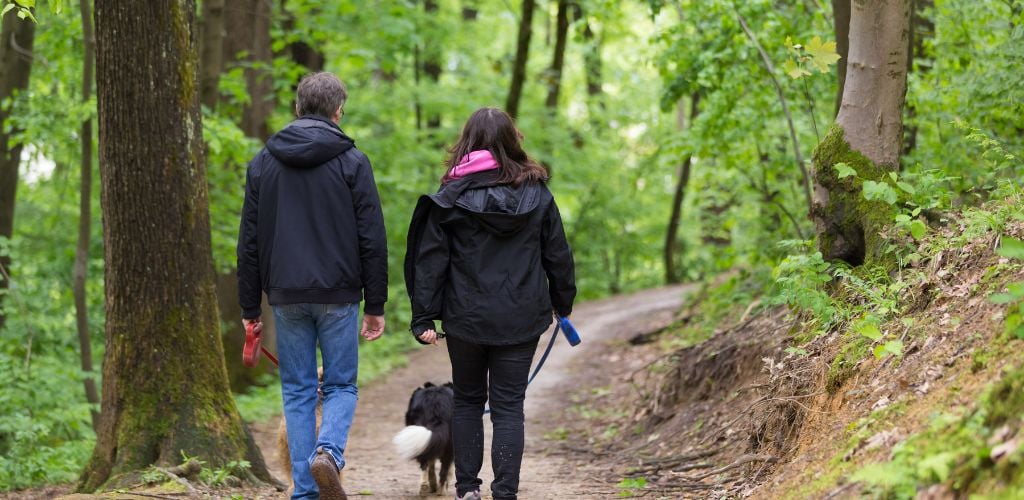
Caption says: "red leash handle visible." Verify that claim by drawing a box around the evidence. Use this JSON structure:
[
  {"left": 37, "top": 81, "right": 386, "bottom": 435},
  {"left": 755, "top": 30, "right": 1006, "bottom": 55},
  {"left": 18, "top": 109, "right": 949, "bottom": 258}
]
[{"left": 243, "top": 321, "right": 279, "bottom": 368}]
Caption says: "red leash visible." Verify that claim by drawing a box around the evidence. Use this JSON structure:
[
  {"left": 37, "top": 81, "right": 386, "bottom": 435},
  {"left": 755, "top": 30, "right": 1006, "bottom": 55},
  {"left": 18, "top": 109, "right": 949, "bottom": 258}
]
[{"left": 243, "top": 322, "right": 279, "bottom": 367}]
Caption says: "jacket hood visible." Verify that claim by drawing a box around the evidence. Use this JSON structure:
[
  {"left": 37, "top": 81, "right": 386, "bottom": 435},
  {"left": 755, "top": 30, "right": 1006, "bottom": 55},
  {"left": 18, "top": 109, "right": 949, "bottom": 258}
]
[
  {"left": 265, "top": 116, "right": 355, "bottom": 168},
  {"left": 428, "top": 172, "right": 546, "bottom": 236}
]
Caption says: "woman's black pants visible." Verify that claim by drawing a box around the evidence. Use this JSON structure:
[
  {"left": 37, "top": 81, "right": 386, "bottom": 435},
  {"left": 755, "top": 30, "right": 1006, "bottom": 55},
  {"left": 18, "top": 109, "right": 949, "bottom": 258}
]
[{"left": 446, "top": 334, "right": 539, "bottom": 500}]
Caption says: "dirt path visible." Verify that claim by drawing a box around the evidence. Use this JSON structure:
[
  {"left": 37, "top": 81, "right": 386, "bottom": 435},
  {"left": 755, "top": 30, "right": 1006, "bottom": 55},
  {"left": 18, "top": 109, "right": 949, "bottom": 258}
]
[{"left": 253, "top": 285, "right": 691, "bottom": 499}]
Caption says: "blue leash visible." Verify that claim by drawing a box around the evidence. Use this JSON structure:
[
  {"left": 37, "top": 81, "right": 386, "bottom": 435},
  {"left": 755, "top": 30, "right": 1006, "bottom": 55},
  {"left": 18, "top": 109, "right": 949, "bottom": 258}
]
[{"left": 484, "top": 317, "right": 580, "bottom": 415}]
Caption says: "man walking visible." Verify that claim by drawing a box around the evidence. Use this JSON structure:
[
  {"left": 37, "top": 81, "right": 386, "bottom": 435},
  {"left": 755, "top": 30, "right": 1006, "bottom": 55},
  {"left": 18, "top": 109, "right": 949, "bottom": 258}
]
[{"left": 237, "top": 72, "right": 388, "bottom": 500}]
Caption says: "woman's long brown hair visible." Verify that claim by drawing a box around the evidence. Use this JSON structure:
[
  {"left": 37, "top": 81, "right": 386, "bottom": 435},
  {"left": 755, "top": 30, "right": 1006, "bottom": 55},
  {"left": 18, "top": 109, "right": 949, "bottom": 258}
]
[{"left": 443, "top": 107, "right": 548, "bottom": 185}]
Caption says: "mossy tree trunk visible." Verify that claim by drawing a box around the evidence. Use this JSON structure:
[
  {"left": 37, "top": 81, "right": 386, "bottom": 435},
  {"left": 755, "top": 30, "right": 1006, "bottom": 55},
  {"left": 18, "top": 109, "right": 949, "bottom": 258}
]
[
  {"left": 0, "top": 13, "right": 35, "bottom": 329},
  {"left": 80, "top": 0, "right": 272, "bottom": 491},
  {"left": 812, "top": 0, "right": 911, "bottom": 266}
]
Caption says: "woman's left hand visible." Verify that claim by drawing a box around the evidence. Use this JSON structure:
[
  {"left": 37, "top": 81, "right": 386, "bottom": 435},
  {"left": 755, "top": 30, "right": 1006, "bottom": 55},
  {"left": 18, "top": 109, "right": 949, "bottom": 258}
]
[{"left": 418, "top": 329, "right": 439, "bottom": 345}]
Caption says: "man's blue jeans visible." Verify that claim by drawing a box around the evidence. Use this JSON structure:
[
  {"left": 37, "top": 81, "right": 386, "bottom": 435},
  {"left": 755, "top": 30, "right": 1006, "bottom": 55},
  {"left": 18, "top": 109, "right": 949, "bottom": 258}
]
[{"left": 273, "top": 303, "right": 360, "bottom": 500}]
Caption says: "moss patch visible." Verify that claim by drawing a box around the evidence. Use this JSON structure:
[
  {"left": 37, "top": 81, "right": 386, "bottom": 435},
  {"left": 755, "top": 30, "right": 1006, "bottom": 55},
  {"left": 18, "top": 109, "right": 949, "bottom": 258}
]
[{"left": 811, "top": 124, "right": 898, "bottom": 267}]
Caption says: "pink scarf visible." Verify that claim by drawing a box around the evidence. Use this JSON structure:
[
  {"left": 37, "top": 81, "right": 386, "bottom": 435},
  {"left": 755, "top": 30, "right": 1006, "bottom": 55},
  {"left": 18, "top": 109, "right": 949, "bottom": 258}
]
[{"left": 445, "top": 150, "right": 499, "bottom": 182}]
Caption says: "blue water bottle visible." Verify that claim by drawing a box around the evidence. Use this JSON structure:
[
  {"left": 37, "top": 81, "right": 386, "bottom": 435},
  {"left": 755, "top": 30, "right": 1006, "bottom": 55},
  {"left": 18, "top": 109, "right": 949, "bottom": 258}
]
[{"left": 559, "top": 316, "right": 581, "bottom": 346}]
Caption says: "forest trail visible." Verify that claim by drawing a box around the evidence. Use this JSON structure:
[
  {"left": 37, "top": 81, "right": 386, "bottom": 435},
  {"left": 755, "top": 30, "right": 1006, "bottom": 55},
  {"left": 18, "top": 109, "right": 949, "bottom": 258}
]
[{"left": 251, "top": 285, "right": 691, "bottom": 499}]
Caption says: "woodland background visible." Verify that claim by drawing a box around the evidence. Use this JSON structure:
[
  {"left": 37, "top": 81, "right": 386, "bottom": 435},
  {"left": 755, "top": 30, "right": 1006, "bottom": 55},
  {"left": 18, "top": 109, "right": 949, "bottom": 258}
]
[{"left": 0, "top": 0, "right": 1022, "bottom": 495}]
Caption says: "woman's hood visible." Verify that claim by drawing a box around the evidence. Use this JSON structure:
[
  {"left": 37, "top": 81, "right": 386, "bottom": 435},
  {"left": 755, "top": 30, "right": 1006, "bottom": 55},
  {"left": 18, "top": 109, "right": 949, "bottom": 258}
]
[{"left": 427, "top": 172, "right": 547, "bottom": 237}]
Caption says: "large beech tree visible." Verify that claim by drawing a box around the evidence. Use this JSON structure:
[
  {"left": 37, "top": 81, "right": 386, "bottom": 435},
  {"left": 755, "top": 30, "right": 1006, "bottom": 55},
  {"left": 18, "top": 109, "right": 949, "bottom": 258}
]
[
  {"left": 80, "top": 0, "right": 271, "bottom": 490},
  {"left": 812, "top": 0, "right": 912, "bottom": 266}
]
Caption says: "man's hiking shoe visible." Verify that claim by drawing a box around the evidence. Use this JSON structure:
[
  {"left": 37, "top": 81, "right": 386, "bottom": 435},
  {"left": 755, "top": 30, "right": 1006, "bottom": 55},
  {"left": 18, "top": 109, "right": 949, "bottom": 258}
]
[
  {"left": 311, "top": 449, "right": 347, "bottom": 500},
  {"left": 455, "top": 490, "right": 481, "bottom": 500}
]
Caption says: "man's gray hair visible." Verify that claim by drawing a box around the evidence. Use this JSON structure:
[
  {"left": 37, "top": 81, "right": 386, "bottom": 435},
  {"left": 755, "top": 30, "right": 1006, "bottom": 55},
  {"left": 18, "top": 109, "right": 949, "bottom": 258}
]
[{"left": 295, "top": 72, "right": 348, "bottom": 118}]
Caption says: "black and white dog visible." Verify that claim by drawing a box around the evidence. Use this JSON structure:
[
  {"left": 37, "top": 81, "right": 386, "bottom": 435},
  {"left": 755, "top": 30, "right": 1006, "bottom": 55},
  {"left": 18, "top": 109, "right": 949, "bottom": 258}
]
[{"left": 393, "top": 382, "right": 455, "bottom": 496}]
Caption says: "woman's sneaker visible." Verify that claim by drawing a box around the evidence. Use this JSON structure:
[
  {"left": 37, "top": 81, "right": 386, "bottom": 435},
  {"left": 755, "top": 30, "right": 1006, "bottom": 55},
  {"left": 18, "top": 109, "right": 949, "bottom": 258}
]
[{"left": 455, "top": 491, "right": 481, "bottom": 500}]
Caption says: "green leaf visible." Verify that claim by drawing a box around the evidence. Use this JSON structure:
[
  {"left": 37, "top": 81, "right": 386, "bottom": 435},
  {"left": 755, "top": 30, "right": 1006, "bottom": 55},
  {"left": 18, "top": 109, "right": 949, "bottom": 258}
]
[
  {"left": 856, "top": 320, "right": 883, "bottom": 341},
  {"left": 834, "top": 162, "right": 856, "bottom": 179},
  {"left": 783, "top": 59, "right": 811, "bottom": 79},
  {"left": 997, "top": 237, "right": 1024, "bottom": 260},
  {"left": 910, "top": 220, "right": 927, "bottom": 240},
  {"left": 1, "top": 3, "right": 16, "bottom": 17},
  {"left": 895, "top": 214, "right": 912, "bottom": 224},
  {"left": 14, "top": 0, "right": 35, "bottom": 8},
  {"left": 862, "top": 180, "right": 898, "bottom": 205},
  {"left": 805, "top": 36, "right": 841, "bottom": 73},
  {"left": 897, "top": 181, "right": 916, "bottom": 194},
  {"left": 990, "top": 293, "right": 1018, "bottom": 305},
  {"left": 917, "top": 452, "right": 958, "bottom": 482}
]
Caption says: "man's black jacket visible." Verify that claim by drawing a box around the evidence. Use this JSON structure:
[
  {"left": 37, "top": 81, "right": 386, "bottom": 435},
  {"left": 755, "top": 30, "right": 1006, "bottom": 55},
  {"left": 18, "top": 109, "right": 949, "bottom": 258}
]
[
  {"left": 237, "top": 116, "right": 387, "bottom": 319},
  {"left": 404, "top": 172, "right": 576, "bottom": 346}
]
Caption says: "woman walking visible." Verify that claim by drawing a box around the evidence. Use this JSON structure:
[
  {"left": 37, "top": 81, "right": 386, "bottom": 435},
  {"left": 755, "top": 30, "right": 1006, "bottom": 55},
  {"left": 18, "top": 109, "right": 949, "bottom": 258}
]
[{"left": 405, "top": 107, "right": 576, "bottom": 500}]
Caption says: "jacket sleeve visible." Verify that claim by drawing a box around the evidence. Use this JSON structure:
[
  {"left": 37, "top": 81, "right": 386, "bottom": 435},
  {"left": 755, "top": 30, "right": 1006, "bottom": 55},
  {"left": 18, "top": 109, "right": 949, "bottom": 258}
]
[
  {"left": 408, "top": 204, "right": 449, "bottom": 344},
  {"left": 541, "top": 198, "right": 577, "bottom": 317},
  {"left": 348, "top": 152, "right": 389, "bottom": 316},
  {"left": 236, "top": 165, "right": 262, "bottom": 319}
]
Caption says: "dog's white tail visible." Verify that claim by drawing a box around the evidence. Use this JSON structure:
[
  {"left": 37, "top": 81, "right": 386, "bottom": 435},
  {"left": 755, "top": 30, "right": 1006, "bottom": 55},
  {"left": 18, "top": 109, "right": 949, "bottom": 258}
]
[{"left": 393, "top": 425, "right": 432, "bottom": 460}]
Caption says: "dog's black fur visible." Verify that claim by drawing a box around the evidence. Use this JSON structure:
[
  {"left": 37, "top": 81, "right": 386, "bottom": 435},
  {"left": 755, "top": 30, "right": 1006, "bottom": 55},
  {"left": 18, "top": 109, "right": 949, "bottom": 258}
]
[{"left": 405, "top": 382, "right": 455, "bottom": 495}]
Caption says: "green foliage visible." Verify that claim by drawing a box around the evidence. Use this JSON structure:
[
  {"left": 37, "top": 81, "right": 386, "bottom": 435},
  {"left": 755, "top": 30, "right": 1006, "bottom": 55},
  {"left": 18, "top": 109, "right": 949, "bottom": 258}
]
[
  {"left": 992, "top": 237, "right": 1024, "bottom": 339},
  {"left": 616, "top": 477, "right": 648, "bottom": 497},
  {"left": 853, "top": 361, "right": 1024, "bottom": 498}
]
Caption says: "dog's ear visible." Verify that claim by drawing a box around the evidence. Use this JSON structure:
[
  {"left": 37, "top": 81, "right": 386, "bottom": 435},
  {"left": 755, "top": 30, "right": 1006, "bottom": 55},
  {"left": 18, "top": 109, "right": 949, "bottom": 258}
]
[{"left": 423, "top": 381, "right": 436, "bottom": 388}]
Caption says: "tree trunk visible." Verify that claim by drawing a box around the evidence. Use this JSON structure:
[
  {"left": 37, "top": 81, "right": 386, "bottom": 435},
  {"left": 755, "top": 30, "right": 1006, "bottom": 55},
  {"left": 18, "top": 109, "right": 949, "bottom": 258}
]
[
  {"left": 462, "top": 0, "right": 478, "bottom": 20},
  {"left": 199, "top": 0, "right": 225, "bottom": 109},
  {"left": 506, "top": 0, "right": 536, "bottom": 119},
  {"left": 831, "top": 0, "right": 850, "bottom": 117},
  {"left": 423, "top": 0, "right": 442, "bottom": 129},
  {"left": 664, "top": 92, "right": 700, "bottom": 284},
  {"left": 903, "top": 0, "right": 933, "bottom": 155},
  {"left": 582, "top": 16, "right": 603, "bottom": 117},
  {"left": 544, "top": 0, "right": 570, "bottom": 110},
  {"left": 812, "top": 0, "right": 911, "bottom": 266},
  {"left": 75, "top": 0, "right": 100, "bottom": 431},
  {"left": 80, "top": 1, "right": 272, "bottom": 490},
  {"left": 281, "top": 0, "right": 325, "bottom": 72},
  {"left": 223, "top": 0, "right": 273, "bottom": 140},
  {"left": 219, "top": 0, "right": 276, "bottom": 390},
  {"left": 0, "top": 13, "right": 35, "bottom": 330}
]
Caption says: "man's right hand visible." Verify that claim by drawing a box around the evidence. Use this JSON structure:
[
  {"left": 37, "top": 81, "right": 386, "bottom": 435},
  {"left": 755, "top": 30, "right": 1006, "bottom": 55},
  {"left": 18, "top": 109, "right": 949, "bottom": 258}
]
[
  {"left": 242, "top": 317, "right": 263, "bottom": 335},
  {"left": 361, "top": 314, "right": 385, "bottom": 341},
  {"left": 417, "top": 329, "right": 439, "bottom": 345}
]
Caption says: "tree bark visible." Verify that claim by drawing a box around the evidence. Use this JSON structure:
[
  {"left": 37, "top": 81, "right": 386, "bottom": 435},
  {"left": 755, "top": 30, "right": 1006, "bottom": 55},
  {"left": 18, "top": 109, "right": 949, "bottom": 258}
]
[
  {"left": 219, "top": 0, "right": 276, "bottom": 390},
  {"left": 544, "top": 0, "right": 570, "bottom": 110},
  {"left": 582, "top": 19, "right": 601, "bottom": 99},
  {"left": 199, "top": 0, "right": 225, "bottom": 109},
  {"left": 75, "top": 0, "right": 100, "bottom": 432},
  {"left": 664, "top": 92, "right": 700, "bottom": 284},
  {"left": 80, "top": 1, "right": 272, "bottom": 490},
  {"left": 506, "top": 0, "right": 536, "bottom": 119},
  {"left": 423, "top": 0, "right": 442, "bottom": 129},
  {"left": 0, "top": 13, "right": 35, "bottom": 330},
  {"left": 831, "top": 0, "right": 850, "bottom": 117},
  {"left": 281, "top": 0, "right": 325, "bottom": 72},
  {"left": 223, "top": 0, "right": 273, "bottom": 140},
  {"left": 903, "top": 0, "right": 933, "bottom": 155},
  {"left": 812, "top": 0, "right": 911, "bottom": 266},
  {"left": 462, "top": 0, "right": 478, "bottom": 20}
]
